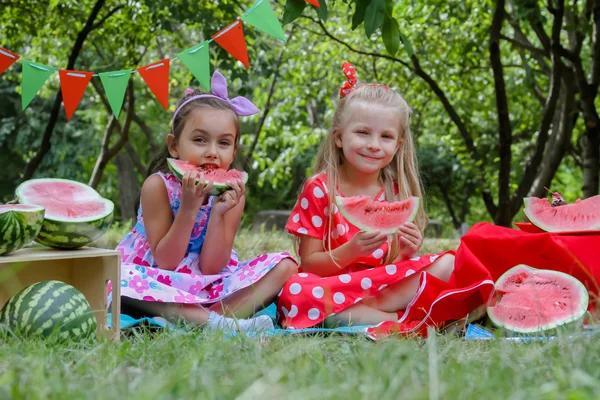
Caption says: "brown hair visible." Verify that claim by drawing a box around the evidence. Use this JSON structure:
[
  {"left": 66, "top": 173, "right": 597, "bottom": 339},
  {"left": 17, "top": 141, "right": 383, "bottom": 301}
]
[
  {"left": 310, "top": 84, "right": 428, "bottom": 265},
  {"left": 147, "top": 89, "right": 241, "bottom": 176}
]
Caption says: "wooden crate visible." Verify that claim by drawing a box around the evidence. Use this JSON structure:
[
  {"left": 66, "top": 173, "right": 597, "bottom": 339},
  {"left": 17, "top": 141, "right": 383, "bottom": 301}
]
[{"left": 0, "top": 245, "right": 121, "bottom": 341}]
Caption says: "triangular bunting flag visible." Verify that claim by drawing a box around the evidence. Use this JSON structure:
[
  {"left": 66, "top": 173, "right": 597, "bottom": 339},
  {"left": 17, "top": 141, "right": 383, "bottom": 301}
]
[
  {"left": 212, "top": 19, "right": 250, "bottom": 69},
  {"left": 59, "top": 70, "right": 93, "bottom": 121},
  {"left": 21, "top": 60, "right": 55, "bottom": 110},
  {"left": 242, "top": 0, "right": 286, "bottom": 42},
  {"left": 99, "top": 70, "right": 133, "bottom": 118},
  {"left": 137, "top": 58, "right": 170, "bottom": 110},
  {"left": 0, "top": 47, "right": 20, "bottom": 75},
  {"left": 305, "top": 0, "right": 320, "bottom": 8},
  {"left": 178, "top": 42, "right": 211, "bottom": 91}
]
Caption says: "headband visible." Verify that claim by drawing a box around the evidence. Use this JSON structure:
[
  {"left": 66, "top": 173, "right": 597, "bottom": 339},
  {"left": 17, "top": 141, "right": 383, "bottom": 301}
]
[
  {"left": 339, "top": 62, "right": 390, "bottom": 98},
  {"left": 172, "top": 71, "right": 259, "bottom": 134}
]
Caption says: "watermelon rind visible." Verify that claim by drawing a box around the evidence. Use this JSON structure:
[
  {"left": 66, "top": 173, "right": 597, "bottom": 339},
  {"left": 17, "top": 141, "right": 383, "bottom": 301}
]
[
  {"left": 0, "top": 205, "right": 45, "bottom": 256},
  {"left": 523, "top": 195, "right": 600, "bottom": 232},
  {"left": 488, "top": 264, "right": 589, "bottom": 334},
  {"left": 335, "top": 195, "right": 420, "bottom": 235},
  {"left": 0, "top": 280, "right": 96, "bottom": 342},
  {"left": 167, "top": 158, "right": 248, "bottom": 196},
  {"left": 15, "top": 178, "right": 114, "bottom": 249}
]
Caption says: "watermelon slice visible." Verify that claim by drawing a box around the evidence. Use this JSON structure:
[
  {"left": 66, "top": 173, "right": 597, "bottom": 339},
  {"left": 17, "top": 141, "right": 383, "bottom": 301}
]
[
  {"left": 0, "top": 205, "right": 45, "bottom": 256},
  {"left": 488, "top": 265, "right": 588, "bottom": 334},
  {"left": 167, "top": 158, "right": 248, "bottom": 196},
  {"left": 523, "top": 194, "right": 600, "bottom": 232},
  {"left": 15, "top": 178, "right": 114, "bottom": 249},
  {"left": 335, "top": 195, "right": 419, "bottom": 234}
]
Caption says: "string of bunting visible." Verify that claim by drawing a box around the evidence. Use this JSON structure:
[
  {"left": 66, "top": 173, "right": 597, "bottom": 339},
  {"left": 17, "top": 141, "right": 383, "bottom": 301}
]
[{"left": 0, "top": 0, "right": 317, "bottom": 121}]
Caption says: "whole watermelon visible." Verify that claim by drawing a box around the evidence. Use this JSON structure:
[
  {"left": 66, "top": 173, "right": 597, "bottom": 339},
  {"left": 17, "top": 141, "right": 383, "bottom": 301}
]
[{"left": 0, "top": 280, "right": 96, "bottom": 341}]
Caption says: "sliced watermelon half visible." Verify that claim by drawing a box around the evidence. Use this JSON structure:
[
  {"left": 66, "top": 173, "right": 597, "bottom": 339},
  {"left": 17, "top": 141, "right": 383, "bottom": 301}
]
[
  {"left": 167, "top": 158, "right": 248, "bottom": 196},
  {"left": 335, "top": 195, "right": 419, "bottom": 234},
  {"left": 523, "top": 194, "right": 600, "bottom": 232},
  {"left": 488, "top": 264, "right": 588, "bottom": 334},
  {"left": 15, "top": 178, "right": 114, "bottom": 249},
  {"left": 0, "top": 204, "right": 45, "bottom": 255}
]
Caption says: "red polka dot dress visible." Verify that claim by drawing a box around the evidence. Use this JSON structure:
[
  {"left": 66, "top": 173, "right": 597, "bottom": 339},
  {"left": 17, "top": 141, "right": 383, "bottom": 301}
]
[{"left": 277, "top": 172, "right": 494, "bottom": 337}]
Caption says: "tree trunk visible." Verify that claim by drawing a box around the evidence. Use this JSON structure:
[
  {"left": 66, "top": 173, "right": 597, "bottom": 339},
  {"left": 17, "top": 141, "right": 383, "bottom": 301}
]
[
  {"left": 529, "top": 82, "right": 578, "bottom": 197},
  {"left": 21, "top": 0, "right": 107, "bottom": 181},
  {"left": 581, "top": 125, "right": 600, "bottom": 197},
  {"left": 115, "top": 151, "right": 140, "bottom": 223}
]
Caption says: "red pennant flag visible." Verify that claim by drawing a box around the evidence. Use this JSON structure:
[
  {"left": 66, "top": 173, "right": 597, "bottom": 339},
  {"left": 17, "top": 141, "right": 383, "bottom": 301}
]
[
  {"left": 59, "top": 70, "right": 93, "bottom": 121},
  {"left": 212, "top": 19, "right": 250, "bottom": 69},
  {"left": 305, "top": 0, "right": 320, "bottom": 7},
  {"left": 137, "top": 58, "right": 170, "bottom": 110},
  {"left": 0, "top": 47, "right": 20, "bottom": 75}
]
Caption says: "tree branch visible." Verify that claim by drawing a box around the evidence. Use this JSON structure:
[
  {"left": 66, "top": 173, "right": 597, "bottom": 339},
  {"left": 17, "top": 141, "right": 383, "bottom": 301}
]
[
  {"left": 91, "top": 5, "right": 124, "bottom": 31},
  {"left": 490, "top": 0, "right": 513, "bottom": 225},
  {"left": 511, "top": 0, "right": 565, "bottom": 213},
  {"left": 500, "top": 34, "right": 548, "bottom": 56},
  {"left": 22, "top": 0, "right": 106, "bottom": 181}
]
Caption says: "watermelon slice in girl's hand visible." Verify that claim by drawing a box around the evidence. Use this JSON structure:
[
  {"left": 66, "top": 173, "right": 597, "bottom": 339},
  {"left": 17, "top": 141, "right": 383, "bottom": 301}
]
[
  {"left": 522, "top": 194, "right": 600, "bottom": 233},
  {"left": 335, "top": 195, "right": 419, "bottom": 234},
  {"left": 167, "top": 158, "right": 248, "bottom": 196}
]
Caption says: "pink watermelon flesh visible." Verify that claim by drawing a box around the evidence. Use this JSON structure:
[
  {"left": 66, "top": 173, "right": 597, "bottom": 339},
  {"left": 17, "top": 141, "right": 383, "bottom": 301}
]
[
  {"left": 167, "top": 158, "right": 246, "bottom": 182},
  {"left": 488, "top": 265, "right": 588, "bottom": 333},
  {"left": 523, "top": 195, "right": 600, "bottom": 232},
  {"left": 335, "top": 195, "right": 419, "bottom": 234},
  {"left": 17, "top": 180, "right": 111, "bottom": 221}
]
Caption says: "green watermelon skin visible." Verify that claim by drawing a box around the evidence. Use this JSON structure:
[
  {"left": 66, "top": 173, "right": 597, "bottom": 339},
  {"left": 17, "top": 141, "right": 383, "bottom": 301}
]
[
  {"left": 15, "top": 178, "right": 114, "bottom": 249},
  {"left": 34, "top": 212, "right": 113, "bottom": 250},
  {"left": 0, "top": 205, "right": 45, "bottom": 256},
  {"left": 0, "top": 280, "right": 96, "bottom": 341}
]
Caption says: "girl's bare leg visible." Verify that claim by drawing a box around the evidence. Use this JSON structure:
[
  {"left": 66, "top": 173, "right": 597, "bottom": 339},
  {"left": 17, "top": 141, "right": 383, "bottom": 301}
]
[
  {"left": 210, "top": 259, "right": 298, "bottom": 319},
  {"left": 323, "top": 303, "right": 398, "bottom": 327},
  {"left": 121, "top": 296, "right": 210, "bottom": 325}
]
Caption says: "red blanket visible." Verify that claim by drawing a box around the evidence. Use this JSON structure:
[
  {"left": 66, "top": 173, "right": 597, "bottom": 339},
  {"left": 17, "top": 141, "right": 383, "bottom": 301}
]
[{"left": 366, "top": 222, "right": 600, "bottom": 339}]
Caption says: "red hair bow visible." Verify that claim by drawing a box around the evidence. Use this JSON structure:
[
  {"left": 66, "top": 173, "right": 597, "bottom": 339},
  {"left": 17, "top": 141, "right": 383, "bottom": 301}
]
[{"left": 340, "top": 62, "right": 358, "bottom": 98}]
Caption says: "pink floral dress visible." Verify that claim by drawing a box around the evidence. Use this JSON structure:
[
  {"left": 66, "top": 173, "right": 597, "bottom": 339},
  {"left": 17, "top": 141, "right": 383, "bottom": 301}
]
[{"left": 113, "top": 172, "right": 295, "bottom": 305}]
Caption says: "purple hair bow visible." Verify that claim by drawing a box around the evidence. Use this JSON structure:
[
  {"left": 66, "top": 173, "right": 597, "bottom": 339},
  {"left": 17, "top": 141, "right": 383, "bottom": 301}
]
[{"left": 172, "top": 71, "right": 259, "bottom": 133}]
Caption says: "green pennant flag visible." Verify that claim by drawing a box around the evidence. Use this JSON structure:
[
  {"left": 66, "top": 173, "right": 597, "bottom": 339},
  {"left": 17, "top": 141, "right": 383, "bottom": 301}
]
[
  {"left": 178, "top": 42, "right": 211, "bottom": 91},
  {"left": 242, "top": 0, "right": 286, "bottom": 43},
  {"left": 21, "top": 60, "right": 55, "bottom": 110},
  {"left": 99, "top": 70, "right": 132, "bottom": 118}
]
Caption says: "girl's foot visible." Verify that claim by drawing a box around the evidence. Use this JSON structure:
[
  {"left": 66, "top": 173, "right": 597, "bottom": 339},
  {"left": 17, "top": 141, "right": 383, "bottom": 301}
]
[{"left": 207, "top": 312, "right": 274, "bottom": 332}]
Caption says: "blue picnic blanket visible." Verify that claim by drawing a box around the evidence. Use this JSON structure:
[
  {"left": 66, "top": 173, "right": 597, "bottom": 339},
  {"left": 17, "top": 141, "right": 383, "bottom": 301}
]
[{"left": 107, "top": 303, "right": 371, "bottom": 336}]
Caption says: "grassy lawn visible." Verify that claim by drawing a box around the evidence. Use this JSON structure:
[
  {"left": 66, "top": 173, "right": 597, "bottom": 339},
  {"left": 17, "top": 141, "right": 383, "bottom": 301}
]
[{"left": 3, "top": 229, "right": 598, "bottom": 399}]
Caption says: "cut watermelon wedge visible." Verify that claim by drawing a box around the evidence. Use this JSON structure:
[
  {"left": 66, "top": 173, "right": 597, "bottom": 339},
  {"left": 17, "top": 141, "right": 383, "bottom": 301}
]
[
  {"left": 488, "top": 265, "right": 588, "bottom": 334},
  {"left": 16, "top": 178, "right": 114, "bottom": 249},
  {"left": 514, "top": 222, "right": 600, "bottom": 235},
  {"left": 167, "top": 158, "right": 248, "bottom": 196},
  {"left": 0, "top": 204, "right": 45, "bottom": 255},
  {"left": 335, "top": 195, "right": 419, "bottom": 234},
  {"left": 523, "top": 195, "right": 600, "bottom": 233}
]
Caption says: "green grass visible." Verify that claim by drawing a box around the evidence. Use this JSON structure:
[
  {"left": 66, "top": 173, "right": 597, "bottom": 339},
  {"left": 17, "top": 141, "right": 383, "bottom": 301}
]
[
  {"left": 2, "top": 330, "right": 600, "bottom": 399},
  {"left": 4, "top": 229, "right": 597, "bottom": 398}
]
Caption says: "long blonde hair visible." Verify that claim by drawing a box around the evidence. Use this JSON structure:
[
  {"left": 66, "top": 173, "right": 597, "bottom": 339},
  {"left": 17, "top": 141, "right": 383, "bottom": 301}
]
[{"left": 311, "top": 84, "right": 428, "bottom": 265}]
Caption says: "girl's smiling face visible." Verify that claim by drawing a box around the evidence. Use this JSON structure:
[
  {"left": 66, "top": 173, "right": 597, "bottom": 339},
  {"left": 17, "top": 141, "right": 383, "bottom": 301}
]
[
  {"left": 334, "top": 103, "right": 402, "bottom": 175},
  {"left": 168, "top": 107, "right": 238, "bottom": 170}
]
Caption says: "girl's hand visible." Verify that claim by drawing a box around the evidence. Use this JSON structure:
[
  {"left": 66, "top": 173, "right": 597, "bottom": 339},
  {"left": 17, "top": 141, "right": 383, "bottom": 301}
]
[
  {"left": 179, "top": 171, "right": 213, "bottom": 214},
  {"left": 212, "top": 179, "right": 245, "bottom": 216},
  {"left": 348, "top": 230, "right": 388, "bottom": 258},
  {"left": 397, "top": 222, "right": 422, "bottom": 260}
]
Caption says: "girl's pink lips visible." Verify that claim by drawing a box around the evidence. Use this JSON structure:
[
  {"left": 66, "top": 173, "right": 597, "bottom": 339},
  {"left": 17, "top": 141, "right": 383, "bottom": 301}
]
[{"left": 359, "top": 154, "right": 383, "bottom": 161}]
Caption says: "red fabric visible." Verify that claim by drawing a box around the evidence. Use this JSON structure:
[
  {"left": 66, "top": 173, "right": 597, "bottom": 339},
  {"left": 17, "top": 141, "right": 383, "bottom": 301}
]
[
  {"left": 455, "top": 222, "right": 600, "bottom": 309},
  {"left": 58, "top": 70, "right": 93, "bottom": 121},
  {"left": 212, "top": 19, "right": 250, "bottom": 69},
  {"left": 137, "top": 59, "right": 170, "bottom": 110},
  {"left": 278, "top": 172, "right": 493, "bottom": 337},
  {"left": 0, "top": 46, "right": 19, "bottom": 75}
]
